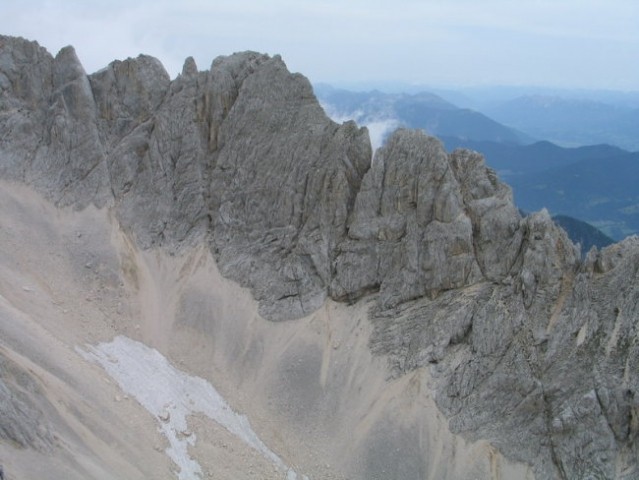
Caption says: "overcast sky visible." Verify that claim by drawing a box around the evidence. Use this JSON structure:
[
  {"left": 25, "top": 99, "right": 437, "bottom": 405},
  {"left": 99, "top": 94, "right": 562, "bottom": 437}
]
[{"left": 1, "top": 0, "right": 638, "bottom": 90}]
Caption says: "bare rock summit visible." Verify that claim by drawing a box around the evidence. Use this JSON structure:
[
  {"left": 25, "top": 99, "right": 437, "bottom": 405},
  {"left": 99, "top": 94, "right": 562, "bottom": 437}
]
[{"left": 1, "top": 35, "right": 639, "bottom": 479}]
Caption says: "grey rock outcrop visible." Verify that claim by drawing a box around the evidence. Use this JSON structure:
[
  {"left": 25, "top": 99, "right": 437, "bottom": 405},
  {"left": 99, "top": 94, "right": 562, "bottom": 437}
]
[
  {"left": 2, "top": 35, "right": 639, "bottom": 478},
  {"left": 0, "top": 352, "right": 54, "bottom": 452},
  {"left": 332, "top": 133, "right": 524, "bottom": 309},
  {"left": 0, "top": 36, "right": 519, "bottom": 319}
]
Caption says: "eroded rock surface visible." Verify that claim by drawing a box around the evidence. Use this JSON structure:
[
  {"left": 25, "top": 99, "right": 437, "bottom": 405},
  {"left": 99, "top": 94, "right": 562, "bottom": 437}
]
[
  {"left": 0, "top": 352, "right": 54, "bottom": 452},
  {"left": 2, "top": 35, "right": 639, "bottom": 479}
]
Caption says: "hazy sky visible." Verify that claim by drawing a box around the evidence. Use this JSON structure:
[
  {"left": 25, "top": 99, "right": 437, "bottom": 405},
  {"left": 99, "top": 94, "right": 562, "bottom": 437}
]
[{"left": 1, "top": 0, "right": 638, "bottom": 90}]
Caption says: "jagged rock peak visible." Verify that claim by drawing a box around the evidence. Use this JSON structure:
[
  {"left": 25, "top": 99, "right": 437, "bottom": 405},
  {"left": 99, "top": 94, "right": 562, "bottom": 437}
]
[
  {"left": 0, "top": 36, "right": 373, "bottom": 317},
  {"left": 2, "top": 36, "right": 639, "bottom": 478},
  {"left": 181, "top": 56, "right": 198, "bottom": 76},
  {"left": 0, "top": 34, "right": 576, "bottom": 320},
  {"left": 53, "top": 45, "right": 86, "bottom": 79}
]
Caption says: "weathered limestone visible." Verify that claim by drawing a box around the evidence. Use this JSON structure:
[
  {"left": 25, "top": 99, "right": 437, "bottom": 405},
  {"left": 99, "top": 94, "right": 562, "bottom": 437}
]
[{"left": 1, "top": 35, "right": 638, "bottom": 478}]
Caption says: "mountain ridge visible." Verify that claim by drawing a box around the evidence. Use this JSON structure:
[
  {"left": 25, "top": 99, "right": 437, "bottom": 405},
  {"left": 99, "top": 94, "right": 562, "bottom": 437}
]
[
  {"left": 1, "top": 35, "right": 639, "bottom": 479},
  {"left": 484, "top": 94, "right": 639, "bottom": 151}
]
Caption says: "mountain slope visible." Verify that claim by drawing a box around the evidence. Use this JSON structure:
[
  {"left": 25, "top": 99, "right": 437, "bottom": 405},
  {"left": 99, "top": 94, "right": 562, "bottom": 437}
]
[
  {"left": 0, "top": 179, "right": 528, "bottom": 480},
  {"left": 1, "top": 35, "right": 639, "bottom": 480},
  {"left": 507, "top": 152, "right": 639, "bottom": 240},
  {"left": 552, "top": 215, "right": 615, "bottom": 252}
]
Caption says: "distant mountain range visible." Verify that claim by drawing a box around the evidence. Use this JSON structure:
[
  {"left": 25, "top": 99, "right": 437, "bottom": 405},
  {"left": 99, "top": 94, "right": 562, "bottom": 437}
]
[
  {"left": 439, "top": 137, "right": 627, "bottom": 176},
  {"left": 314, "top": 85, "right": 531, "bottom": 147},
  {"left": 482, "top": 95, "right": 639, "bottom": 151}
]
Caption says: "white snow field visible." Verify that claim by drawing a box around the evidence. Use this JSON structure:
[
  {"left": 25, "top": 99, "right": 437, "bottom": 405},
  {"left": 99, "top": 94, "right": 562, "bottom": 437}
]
[{"left": 79, "top": 336, "right": 306, "bottom": 480}]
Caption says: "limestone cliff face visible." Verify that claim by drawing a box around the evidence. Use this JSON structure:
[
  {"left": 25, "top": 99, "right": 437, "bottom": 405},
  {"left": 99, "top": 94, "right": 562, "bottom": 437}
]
[{"left": 1, "top": 35, "right": 639, "bottom": 479}]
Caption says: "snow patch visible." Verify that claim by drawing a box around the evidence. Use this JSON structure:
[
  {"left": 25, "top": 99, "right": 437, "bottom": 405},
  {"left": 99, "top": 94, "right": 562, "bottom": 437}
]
[{"left": 78, "top": 335, "right": 306, "bottom": 480}]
